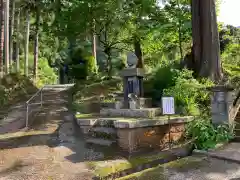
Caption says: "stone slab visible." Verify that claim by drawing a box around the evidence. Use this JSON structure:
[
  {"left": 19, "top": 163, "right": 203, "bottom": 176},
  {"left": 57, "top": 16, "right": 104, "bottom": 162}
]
[
  {"left": 100, "top": 108, "right": 161, "bottom": 118},
  {"left": 115, "top": 97, "right": 152, "bottom": 108},
  {"left": 193, "top": 143, "right": 240, "bottom": 164},
  {"left": 120, "top": 68, "right": 145, "bottom": 77},
  {"left": 114, "top": 116, "right": 194, "bottom": 129},
  {"left": 76, "top": 118, "right": 98, "bottom": 126},
  {"left": 85, "top": 138, "right": 116, "bottom": 146}
]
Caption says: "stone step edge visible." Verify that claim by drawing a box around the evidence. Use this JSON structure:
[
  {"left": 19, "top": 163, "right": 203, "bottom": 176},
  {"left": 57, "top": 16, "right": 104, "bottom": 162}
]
[
  {"left": 90, "top": 127, "right": 117, "bottom": 134},
  {"left": 92, "top": 141, "right": 192, "bottom": 180},
  {"left": 85, "top": 138, "right": 116, "bottom": 146},
  {"left": 76, "top": 116, "right": 194, "bottom": 128},
  {"left": 100, "top": 108, "right": 162, "bottom": 118}
]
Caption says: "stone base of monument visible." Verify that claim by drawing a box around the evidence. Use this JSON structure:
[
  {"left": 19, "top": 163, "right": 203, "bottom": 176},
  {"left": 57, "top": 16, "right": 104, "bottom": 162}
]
[
  {"left": 115, "top": 97, "right": 152, "bottom": 109},
  {"left": 100, "top": 108, "right": 162, "bottom": 118},
  {"left": 76, "top": 115, "right": 193, "bottom": 153}
]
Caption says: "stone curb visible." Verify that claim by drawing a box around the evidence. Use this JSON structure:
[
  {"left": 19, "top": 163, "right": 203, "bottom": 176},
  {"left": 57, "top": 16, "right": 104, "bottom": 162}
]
[{"left": 193, "top": 143, "right": 240, "bottom": 164}]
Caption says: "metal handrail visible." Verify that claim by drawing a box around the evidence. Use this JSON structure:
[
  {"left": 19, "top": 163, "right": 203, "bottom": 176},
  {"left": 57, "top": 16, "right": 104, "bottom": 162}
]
[
  {"left": 25, "top": 83, "right": 74, "bottom": 127},
  {"left": 25, "top": 87, "right": 44, "bottom": 127}
]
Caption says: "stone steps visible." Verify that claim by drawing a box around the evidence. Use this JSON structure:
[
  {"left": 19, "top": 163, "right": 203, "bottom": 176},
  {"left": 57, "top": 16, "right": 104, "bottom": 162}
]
[
  {"left": 85, "top": 138, "right": 116, "bottom": 146},
  {"left": 233, "top": 110, "right": 240, "bottom": 140},
  {"left": 90, "top": 127, "right": 116, "bottom": 134}
]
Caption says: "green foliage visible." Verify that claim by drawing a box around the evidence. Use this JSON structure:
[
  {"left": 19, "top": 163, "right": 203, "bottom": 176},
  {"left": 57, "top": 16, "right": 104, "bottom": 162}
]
[
  {"left": 163, "top": 69, "right": 213, "bottom": 115},
  {"left": 69, "top": 64, "right": 87, "bottom": 80},
  {"left": 17, "top": 55, "right": 57, "bottom": 87},
  {"left": 37, "top": 58, "right": 58, "bottom": 87},
  {"left": 147, "top": 63, "right": 179, "bottom": 101},
  {"left": 0, "top": 73, "right": 37, "bottom": 106},
  {"left": 85, "top": 55, "right": 97, "bottom": 75},
  {"left": 186, "top": 117, "right": 234, "bottom": 150}
]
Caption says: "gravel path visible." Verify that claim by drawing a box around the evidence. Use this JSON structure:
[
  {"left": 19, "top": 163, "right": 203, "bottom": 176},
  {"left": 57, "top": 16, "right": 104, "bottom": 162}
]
[{"left": 0, "top": 89, "right": 93, "bottom": 180}]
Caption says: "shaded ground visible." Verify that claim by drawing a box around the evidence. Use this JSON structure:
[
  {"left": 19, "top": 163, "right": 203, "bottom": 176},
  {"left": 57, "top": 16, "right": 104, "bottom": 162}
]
[
  {"left": 118, "top": 154, "right": 240, "bottom": 180},
  {"left": 0, "top": 88, "right": 93, "bottom": 180}
]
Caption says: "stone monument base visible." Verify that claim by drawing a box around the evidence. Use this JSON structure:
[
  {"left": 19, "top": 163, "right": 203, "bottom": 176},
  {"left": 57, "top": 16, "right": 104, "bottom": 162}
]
[{"left": 76, "top": 115, "right": 193, "bottom": 153}]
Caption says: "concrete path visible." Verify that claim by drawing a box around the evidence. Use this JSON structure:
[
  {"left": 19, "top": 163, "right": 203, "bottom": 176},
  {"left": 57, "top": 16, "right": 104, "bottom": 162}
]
[{"left": 118, "top": 154, "right": 240, "bottom": 180}]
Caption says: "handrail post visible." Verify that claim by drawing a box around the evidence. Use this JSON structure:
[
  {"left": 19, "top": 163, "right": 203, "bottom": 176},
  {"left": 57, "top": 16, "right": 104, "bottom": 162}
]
[
  {"left": 26, "top": 102, "right": 29, "bottom": 127},
  {"left": 40, "top": 88, "right": 43, "bottom": 108}
]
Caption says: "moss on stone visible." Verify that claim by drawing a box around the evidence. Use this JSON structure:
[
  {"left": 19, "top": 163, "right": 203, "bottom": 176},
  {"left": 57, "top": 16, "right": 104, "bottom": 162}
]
[
  {"left": 116, "top": 165, "right": 167, "bottom": 180},
  {"left": 86, "top": 153, "right": 168, "bottom": 178},
  {"left": 116, "top": 156, "right": 206, "bottom": 180},
  {"left": 163, "top": 155, "right": 206, "bottom": 171},
  {"left": 75, "top": 113, "right": 94, "bottom": 119}
]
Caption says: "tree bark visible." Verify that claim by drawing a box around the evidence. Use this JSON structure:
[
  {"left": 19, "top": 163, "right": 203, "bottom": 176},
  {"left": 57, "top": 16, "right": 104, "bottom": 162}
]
[
  {"left": 24, "top": 10, "right": 30, "bottom": 76},
  {"left": 34, "top": 4, "right": 40, "bottom": 81},
  {"left": 134, "top": 36, "right": 144, "bottom": 68},
  {"left": 191, "top": 0, "right": 222, "bottom": 82},
  {"left": 15, "top": 7, "right": 20, "bottom": 72},
  {"left": 0, "top": 0, "right": 4, "bottom": 78},
  {"left": 9, "top": 0, "right": 14, "bottom": 69},
  {"left": 4, "top": 0, "right": 9, "bottom": 74}
]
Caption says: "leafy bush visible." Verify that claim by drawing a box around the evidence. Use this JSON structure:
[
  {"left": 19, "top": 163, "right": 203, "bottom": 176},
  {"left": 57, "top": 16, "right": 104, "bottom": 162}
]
[
  {"left": 37, "top": 58, "right": 58, "bottom": 87},
  {"left": 15, "top": 55, "right": 57, "bottom": 87},
  {"left": 186, "top": 117, "right": 234, "bottom": 150},
  {"left": 0, "top": 73, "right": 38, "bottom": 106},
  {"left": 85, "top": 55, "right": 98, "bottom": 76},
  {"left": 163, "top": 69, "right": 213, "bottom": 115},
  {"left": 145, "top": 64, "right": 179, "bottom": 101}
]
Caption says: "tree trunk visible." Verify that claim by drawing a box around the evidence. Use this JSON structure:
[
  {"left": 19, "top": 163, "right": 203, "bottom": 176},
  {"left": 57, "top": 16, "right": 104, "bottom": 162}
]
[
  {"left": 92, "top": 19, "right": 97, "bottom": 73},
  {"left": 191, "top": 0, "right": 222, "bottom": 82},
  {"left": 191, "top": 0, "right": 201, "bottom": 74},
  {"left": 24, "top": 10, "right": 30, "bottom": 76},
  {"left": 15, "top": 7, "right": 20, "bottom": 72},
  {"left": 4, "top": 0, "right": 9, "bottom": 74},
  {"left": 107, "top": 53, "right": 112, "bottom": 78},
  {"left": 34, "top": 5, "right": 40, "bottom": 81},
  {"left": 92, "top": 33, "right": 97, "bottom": 70},
  {"left": 0, "top": 0, "right": 4, "bottom": 78},
  {"left": 134, "top": 36, "right": 144, "bottom": 68},
  {"left": 9, "top": 0, "right": 14, "bottom": 69},
  {"left": 177, "top": 0, "right": 183, "bottom": 60}
]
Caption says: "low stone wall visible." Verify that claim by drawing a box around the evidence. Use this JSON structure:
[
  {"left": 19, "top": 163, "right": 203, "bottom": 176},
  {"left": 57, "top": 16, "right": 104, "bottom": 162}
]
[
  {"left": 117, "top": 123, "right": 186, "bottom": 153},
  {"left": 76, "top": 102, "right": 115, "bottom": 113}
]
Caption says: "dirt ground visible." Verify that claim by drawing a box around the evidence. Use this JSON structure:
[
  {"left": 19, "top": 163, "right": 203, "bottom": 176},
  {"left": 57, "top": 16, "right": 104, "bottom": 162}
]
[{"left": 0, "top": 89, "right": 93, "bottom": 180}]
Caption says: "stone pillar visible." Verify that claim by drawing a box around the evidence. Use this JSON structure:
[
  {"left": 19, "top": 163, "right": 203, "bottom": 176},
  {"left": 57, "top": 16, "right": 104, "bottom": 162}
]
[
  {"left": 209, "top": 86, "right": 235, "bottom": 126},
  {"left": 120, "top": 68, "right": 145, "bottom": 109}
]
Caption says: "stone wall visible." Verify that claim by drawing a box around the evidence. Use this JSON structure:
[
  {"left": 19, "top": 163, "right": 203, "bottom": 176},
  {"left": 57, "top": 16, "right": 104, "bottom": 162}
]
[{"left": 117, "top": 123, "right": 185, "bottom": 153}]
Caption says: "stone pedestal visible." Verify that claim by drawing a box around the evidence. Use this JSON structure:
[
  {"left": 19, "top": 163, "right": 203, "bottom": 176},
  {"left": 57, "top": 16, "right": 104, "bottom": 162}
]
[
  {"left": 209, "top": 85, "right": 235, "bottom": 126},
  {"left": 120, "top": 68, "right": 145, "bottom": 108},
  {"left": 117, "top": 123, "right": 186, "bottom": 153}
]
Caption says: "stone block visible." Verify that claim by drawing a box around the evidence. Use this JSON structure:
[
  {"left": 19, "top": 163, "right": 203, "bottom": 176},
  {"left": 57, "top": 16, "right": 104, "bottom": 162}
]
[
  {"left": 120, "top": 68, "right": 145, "bottom": 77},
  {"left": 117, "top": 123, "right": 186, "bottom": 153},
  {"left": 114, "top": 116, "right": 193, "bottom": 128},
  {"left": 100, "top": 108, "right": 161, "bottom": 118},
  {"left": 115, "top": 97, "right": 152, "bottom": 108},
  {"left": 76, "top": 118, "right": 98, "bottom": 126}
]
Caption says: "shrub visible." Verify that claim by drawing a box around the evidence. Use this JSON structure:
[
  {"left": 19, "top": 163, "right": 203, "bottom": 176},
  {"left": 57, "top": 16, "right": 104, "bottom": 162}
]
[
  {"left": 186, "top": 117, "right": 234, "bottom": 150},
  {"left": 146, "top": 64, "right": 179, "bottom": 101},
  {"left": 14, "top": 55, "right": 58, "bottom": 87}
]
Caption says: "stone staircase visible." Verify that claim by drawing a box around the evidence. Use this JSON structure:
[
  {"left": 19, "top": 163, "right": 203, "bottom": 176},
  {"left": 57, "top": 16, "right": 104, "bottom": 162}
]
[
  {"left": 234, "top": 111, "right": 240, "bottom": 140},
  {"left": 81, "top": 118, "right": 118, "bottom": 147},
  {"left": 232, "top": 90, "right": 240, "bottom": 141}
]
